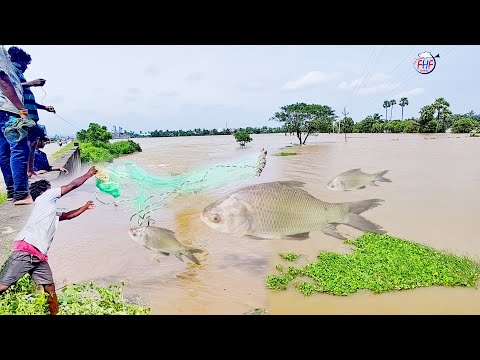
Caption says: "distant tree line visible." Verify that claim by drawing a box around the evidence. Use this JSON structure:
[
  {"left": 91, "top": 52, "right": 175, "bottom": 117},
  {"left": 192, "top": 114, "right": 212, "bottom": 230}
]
[
  {"left": 139, "top": 97, "right": 480, "bottom": 145},
  {"left": 146, "top": 126, "right": 288, "bottom": 138}
]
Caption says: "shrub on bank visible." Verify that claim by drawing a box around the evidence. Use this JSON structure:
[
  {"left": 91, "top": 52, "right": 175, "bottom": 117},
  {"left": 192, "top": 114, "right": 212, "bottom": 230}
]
[{"left": 80, "top": 140, "right": 142, "bottom": 164}]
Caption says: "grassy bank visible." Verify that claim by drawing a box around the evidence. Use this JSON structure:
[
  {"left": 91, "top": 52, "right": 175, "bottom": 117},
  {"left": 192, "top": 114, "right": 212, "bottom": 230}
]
[
  {"left": 0, "top": 193, "right": 6, "bottom": 205},
  {"left": 51, "top": 141, "right": 75, "bottom": 160},
  {"left": 0, "top": 274, "right": 150, "bottom": 315},
  {"left": 267, "top": 233, "right": 480, "bottom": 296},
  {"left": 80, "top": 140, "right": 142, "bottom": 164}
]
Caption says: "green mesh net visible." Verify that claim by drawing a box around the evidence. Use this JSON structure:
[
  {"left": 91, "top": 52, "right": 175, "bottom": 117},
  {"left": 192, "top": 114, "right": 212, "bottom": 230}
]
[{"left": 95, "top": 149, "right": 267, "bottom": 225}]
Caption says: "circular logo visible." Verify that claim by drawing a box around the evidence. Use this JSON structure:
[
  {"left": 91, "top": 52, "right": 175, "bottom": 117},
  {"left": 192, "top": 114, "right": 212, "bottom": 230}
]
[{"left": 414, "top": 52, "right": 437, "bottom": 74}]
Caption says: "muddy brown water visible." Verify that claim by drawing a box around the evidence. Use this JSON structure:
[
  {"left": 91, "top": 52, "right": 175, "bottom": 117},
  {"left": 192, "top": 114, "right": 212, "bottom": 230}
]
[{"left": 26, "top": 133, "right": 480, "bottom": 314}]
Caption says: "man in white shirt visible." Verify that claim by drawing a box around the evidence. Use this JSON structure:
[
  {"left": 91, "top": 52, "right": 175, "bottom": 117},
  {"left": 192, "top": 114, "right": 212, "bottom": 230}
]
[{"left": 0, "top": 165, "right": 98, "bottom": 315}]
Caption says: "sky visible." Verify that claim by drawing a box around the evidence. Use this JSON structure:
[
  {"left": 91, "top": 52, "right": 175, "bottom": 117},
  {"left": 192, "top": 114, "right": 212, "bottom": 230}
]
[{"left": 5, "top": 45, "right": 477, "bottom": 137}]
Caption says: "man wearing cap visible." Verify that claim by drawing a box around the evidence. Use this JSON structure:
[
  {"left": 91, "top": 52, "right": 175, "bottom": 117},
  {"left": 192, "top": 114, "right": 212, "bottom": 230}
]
[{"left": 33, "top": 134, "right": 68, "bottom": 175}]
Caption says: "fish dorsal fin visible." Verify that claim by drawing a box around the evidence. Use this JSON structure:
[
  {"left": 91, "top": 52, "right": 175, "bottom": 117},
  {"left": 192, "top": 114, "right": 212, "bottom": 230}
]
[
  {"left": 342, "top": 168, "right": 362, "bottom": 174},
  {"left": 276, "top": 181, "right": 306, "bottom": 188}
]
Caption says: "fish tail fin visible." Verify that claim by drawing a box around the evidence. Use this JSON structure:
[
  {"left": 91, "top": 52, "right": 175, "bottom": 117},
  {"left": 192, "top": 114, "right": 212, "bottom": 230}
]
[
  {"left": 345, "top": 199, "right": 386, "bottom": 234},
  {"left": 375, "top": 170, "right": 391, "bottom": 182}
]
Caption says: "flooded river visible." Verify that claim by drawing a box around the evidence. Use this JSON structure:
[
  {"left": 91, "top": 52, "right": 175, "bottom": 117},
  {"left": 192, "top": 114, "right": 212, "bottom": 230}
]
[{"left": 40, "top": 133, "right": 480, "bottom": 314}]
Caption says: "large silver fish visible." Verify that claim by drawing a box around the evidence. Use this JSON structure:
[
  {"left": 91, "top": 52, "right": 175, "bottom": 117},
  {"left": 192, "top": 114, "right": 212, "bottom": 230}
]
[
  {"left": 327, "top": 168, "right": 391, "bottom": 191},
  {"left": 200, "top": 181, "right": 386, "bottom": 240},
  {"left": 128, "top": 225, "right": 203, "bottom": 264}
]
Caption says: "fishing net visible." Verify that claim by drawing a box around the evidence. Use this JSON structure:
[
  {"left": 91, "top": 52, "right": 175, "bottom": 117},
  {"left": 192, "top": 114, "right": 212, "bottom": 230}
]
[
  {"left": 3, "top": 116, "right": 37, "bottom": 143},
  {"left": 95, "top": 149, "right": 268, "bottom": 226}
]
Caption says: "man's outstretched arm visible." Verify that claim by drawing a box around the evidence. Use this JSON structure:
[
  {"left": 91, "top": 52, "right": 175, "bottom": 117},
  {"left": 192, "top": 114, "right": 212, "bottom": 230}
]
[
  {"left": 59, "top": 201, "right": 94, "bottom": 221},
  {"left": 60, "top": 166, "right": 98, "bottom": 196}
]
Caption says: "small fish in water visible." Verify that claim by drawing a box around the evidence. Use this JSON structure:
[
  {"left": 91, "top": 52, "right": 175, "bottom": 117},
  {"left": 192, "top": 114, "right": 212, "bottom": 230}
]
[
  {"left": 200, "top": 181, "right": 386, "bottom": 241},
  {"left": 128, "top": 225, "right": 203, "bottom": 264},
  {"left": 327, "top": 168, "right": 391, "bottom": 191}
]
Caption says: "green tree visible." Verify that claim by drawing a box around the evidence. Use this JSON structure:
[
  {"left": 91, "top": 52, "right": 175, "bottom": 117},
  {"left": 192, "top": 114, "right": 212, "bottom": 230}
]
[
  {"left": 399, "top": 97, "right": 409, "bottom": 121},
  {"left": 432, "top": 97, "right": 452, "bottom": 132},
  {"left": 389, "top": 99, "right": 396, "bottom": 120},
  {"left": 270, "top": 103, "right": 336, "bottom": 145},
  {"left": 76, "top": 123, "right": 112, "bottom": 144},
  {"left": 419, "top": 104, "right": 435, "bottom": 131},
  {"left": 403, "top": 120, "right": 420, "bottom": 133},
  {"left": 339, "top": 116, "right": 354, "bottom": 133},
  {"left": 451, "top": 118, "right": 476, "bottom": 133},
  {"left": 233, "top": 130, "right": 253, "bottom": 147},
  {"left": 383, "top": 100, "right": 390, "bottom": 121}
]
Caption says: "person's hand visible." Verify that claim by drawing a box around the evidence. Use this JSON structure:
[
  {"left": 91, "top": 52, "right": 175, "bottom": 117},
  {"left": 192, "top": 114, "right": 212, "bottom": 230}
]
[
  {"left": 84, "top": 200, "right": 95, "bottom": 210},
  {"left": 45, "top": 105, "right": 56, "bottom": 113},
  {"left": 28, "top": 170, "right": 37, "bottom": 178},
  {"left": 87, "top": 166, "right": 98, "bottom": 177},
  {"left": 59, "top": 167, "right": 69, "bottom": 174},
  {"left": 19, "top": 113, "right": 32, "bottom": 121},
  {"left": 31, "top": 78, "right": 46, "bottom": 87}
]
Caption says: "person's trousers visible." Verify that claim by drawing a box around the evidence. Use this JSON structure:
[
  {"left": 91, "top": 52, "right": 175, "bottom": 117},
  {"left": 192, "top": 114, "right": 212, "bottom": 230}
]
[{"left": 0, "top": 111, "right": 29, "bottom": 201}]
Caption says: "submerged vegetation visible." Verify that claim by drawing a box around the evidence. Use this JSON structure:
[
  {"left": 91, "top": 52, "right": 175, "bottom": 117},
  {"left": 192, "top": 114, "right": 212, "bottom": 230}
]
[
  {"left": 267, "top": 233, "right": 480, "bottom": 296},
  {"left": 274, "top": 152, "right": 297, "bottom": 156},
  {"left": 76, "top": 123, "right": 142, "bottom": 164},
  {"left": 278, "top": 253, "right": 301, "bottom": 261},
  {"left": 0, "top": 274, "right": 150, "bottom": 315}
]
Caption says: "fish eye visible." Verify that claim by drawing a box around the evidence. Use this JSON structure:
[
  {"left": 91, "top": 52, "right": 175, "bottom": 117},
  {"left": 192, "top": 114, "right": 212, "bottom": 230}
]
[{"left": 211, "top": 214, "right": 221, "bottom": 223}]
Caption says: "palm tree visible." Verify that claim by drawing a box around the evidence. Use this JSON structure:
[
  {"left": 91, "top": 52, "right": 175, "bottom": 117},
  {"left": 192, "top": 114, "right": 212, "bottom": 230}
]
[
  {"left": 399, "top": 97, "right": 409, "bottom": 120},
  {"left": 389, "top": 99, "right": 396, "bottom": 120},
  {"left": 383, "top": 100, "right": 390, "bottom": 121},
  {"left": 432, "top": 97, "right": 451, "bottom": 132}
]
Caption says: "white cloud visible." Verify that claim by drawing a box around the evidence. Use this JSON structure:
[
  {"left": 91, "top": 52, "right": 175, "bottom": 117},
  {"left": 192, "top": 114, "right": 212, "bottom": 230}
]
[
  {"left": 357, "top": 83, "right": 399, "bottom": 95},
  {"left": 337, "top": 78, "right": 362, "bottom": 90},
  {"left": 283, "top": 71, "right": 339, "bottom": 90},
  {"left": 394, "top": 88, "right": 425, "bottom": 98},
  {"left": 337, "top": 73, "right": 392, "bottom": 93}
]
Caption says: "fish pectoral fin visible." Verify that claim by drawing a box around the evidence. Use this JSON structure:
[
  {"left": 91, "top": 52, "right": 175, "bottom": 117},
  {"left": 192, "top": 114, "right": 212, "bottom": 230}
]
[
  {"left": 283, "top": 232, "right": 310, "bottom": 240},
  {"left": 174, "top": 253, "right": 184, "bottom": 262},
  {"left": 322, "top": 224, "right": 347, "bottom": 240}
]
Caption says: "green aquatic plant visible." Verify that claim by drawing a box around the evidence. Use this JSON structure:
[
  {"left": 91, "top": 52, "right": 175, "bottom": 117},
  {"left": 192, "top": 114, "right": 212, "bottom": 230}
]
[
  {"left": 267, "top": 233, "right": 480, "bottom": 296},
  {"left": 243, "top": 307, "right": 269, "bottom": 315},
  {"left": 274, "top": 152, "right": 297, "bottom": 156},
  {"left": 0, "top": 274, "right": 150, "bottom": 315},
  {"left": 278, "top": 253, "right": 301, "bottom": 261}
]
